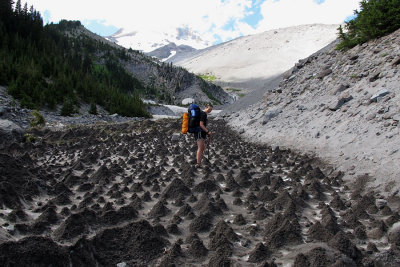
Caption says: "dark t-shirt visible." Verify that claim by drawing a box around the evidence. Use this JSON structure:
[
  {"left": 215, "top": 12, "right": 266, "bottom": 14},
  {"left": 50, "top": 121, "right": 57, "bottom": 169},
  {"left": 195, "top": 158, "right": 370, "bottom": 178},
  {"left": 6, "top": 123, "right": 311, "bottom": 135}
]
[
  {"left": 193, "top": 111, "right": 208, "bottom": 140},
  {"left": 199, "top": 110, "right": 207, "bottom": 129}
]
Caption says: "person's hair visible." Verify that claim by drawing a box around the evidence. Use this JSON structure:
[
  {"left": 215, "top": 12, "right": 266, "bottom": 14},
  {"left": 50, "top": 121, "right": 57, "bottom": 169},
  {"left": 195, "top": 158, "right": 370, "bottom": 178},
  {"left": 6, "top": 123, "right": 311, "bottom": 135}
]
[{"left": 205, "top": 103, "right": 213, "bottom": 108}]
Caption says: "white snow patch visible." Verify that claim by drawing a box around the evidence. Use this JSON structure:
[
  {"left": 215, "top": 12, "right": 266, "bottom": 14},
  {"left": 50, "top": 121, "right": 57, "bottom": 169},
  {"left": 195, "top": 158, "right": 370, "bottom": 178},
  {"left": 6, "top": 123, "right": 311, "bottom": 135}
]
[
  {"left": 143, "top": 99, "right": 157, "bottom": 105},
  {"left": 162, "top": 50, "right": 176, "bottom": 62},
  {"left": 182, "top": 98, "right": 194, "bottom": 105}
]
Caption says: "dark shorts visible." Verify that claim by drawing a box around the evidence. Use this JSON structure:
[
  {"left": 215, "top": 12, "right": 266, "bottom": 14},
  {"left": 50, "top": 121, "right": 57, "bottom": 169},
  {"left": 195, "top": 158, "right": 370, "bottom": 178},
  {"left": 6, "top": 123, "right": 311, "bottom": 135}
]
[{"left": 193, "top": 131, "right": 207, "bottom": 141}]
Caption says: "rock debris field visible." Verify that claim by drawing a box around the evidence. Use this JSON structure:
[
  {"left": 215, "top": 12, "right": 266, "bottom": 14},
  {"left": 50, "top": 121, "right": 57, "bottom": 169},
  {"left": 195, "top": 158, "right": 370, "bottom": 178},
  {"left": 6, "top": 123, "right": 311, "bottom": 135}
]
[
  {"left": 1, "top": 119, "right": 400, "bottom": 266},
  {"left": 227, "top": 28, "right": 400, "bottom": 195}
]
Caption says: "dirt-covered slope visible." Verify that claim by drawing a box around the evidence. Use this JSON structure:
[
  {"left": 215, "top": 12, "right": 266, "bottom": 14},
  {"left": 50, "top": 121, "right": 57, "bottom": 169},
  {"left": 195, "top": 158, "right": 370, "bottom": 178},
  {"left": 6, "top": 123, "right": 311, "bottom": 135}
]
[
  {"left": 227, "top": 28, "right": 400, "bottom": 195},
  {"left": 172, "top": 24, "right": 339, "bottom": 93}
]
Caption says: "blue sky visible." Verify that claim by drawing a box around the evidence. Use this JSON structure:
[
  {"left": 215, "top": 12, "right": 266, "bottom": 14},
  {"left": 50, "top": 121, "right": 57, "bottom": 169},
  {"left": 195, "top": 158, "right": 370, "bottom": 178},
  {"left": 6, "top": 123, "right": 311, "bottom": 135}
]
[
  {"left": 83, "top": 20, "right": 119, "bottom": 37},
  {"left": 26, "top": 0, "right": 360, "bottom": 44},
  {"left": 237, "top": 0, "right": 264, "bottom": 30}
]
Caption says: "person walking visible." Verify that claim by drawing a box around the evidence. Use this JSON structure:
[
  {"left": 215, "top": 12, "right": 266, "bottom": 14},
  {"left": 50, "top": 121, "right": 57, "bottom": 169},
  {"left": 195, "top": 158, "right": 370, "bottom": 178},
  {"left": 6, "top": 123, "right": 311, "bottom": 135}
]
[{"left": 194, "top": 103, "right": 213, "bottom": 167}]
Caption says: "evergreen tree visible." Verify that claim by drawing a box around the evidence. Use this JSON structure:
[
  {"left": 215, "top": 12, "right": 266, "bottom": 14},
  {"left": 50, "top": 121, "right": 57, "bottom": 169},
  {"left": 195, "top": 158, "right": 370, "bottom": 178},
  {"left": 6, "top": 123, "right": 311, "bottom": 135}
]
[
  {"left": 89, "top": 101, "right": 97, "bottom": 115},
  {"left": 14, "top": 0, "right": 21, "bottom": 15},
  {"left": 22, "top": 3, "right": 28, "bottom": 17},
  {"left": 60, "top": 98, "right": 75, "bottom": 116},
  {"left": 338, "top": 0, "right": 400, "bottom": 50},
  {"left": 0, "top": 1, "right": 150, "bottom": 118},
  {"left": 30, "top": 110, "right": 45, "bottom": 127},
  {"left": 0, "top": 0, "right": 15, "bottom": 30}
]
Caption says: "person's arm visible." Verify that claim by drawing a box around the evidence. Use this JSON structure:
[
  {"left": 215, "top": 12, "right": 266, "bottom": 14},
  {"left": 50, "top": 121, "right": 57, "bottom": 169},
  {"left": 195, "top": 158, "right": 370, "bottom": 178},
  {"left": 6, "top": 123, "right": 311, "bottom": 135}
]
[
  {"left": 199, "top": 112, "right": 212, "bottom": 135},
  {"left": 199, "top": 121, "right": 208, "bottom": 132},
  {"left": 200, "top": 121, "right": 212, "bottom": 135}
]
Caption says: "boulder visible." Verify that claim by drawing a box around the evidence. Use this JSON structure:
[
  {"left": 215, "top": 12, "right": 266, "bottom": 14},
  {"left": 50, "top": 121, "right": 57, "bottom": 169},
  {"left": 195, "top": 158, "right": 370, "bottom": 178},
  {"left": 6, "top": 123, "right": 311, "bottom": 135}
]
[
  {"left": 316, "top": 69, "right": 332, "bottom": 79},
  {"left": 262, "top": 109, "right": 281, "bottom": 125},
  {"left": 392, "top": 56, "right": 400, "bottom": 66},
  {"left": 0, "top": 119, "right": 24, "bottom": 148},
  {"left": 333, "top": 84, "right": 350, "bottom": 95},
  {"left": 370, "top": 89, "right": 389, "bottom": 102},
  {"left": 369, "top": 71, "right": 381, "bottom": 82},
  {"left": 329, "top": 95, "right": 353, "bottom": 111},
  {"left": 349, "top": 55, "right": 359, "bottom": 61},
  {"left": 288, "top": 75, "right": 297, "bottom": 82}
]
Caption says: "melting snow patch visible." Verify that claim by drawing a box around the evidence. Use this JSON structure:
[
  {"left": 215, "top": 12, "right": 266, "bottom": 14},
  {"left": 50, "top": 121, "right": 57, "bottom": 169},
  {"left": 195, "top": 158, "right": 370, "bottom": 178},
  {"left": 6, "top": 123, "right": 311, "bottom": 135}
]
[
  {"left": 143, "top": 99, "right": 156, "bottom": 105},
  {"left": 162, "top": 50, "right": 177, "bottom": 62}
]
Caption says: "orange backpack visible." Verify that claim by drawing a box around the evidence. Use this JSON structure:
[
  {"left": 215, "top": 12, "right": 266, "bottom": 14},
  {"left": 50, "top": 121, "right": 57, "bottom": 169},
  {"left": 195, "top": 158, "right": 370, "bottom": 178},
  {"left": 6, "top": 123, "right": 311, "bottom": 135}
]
[{"left": 181, "top": 112, "right": 189, "bottom": 134}]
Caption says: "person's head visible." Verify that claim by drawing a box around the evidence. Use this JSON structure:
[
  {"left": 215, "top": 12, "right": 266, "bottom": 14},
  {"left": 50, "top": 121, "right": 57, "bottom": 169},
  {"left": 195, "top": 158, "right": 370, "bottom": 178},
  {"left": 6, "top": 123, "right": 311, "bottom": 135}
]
[{"left": 204, "top": 103, "right": 213, "bottom": 113}]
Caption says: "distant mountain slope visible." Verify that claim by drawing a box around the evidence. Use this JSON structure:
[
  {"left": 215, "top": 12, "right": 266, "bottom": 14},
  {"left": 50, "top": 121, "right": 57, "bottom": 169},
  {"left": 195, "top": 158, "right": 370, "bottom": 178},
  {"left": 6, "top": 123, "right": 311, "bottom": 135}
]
[
  {"left": 171, "top": 24, "right": 340, "bottom": 92},
  {"left": 147, "top": 43, "right": 197, "bottom": 62},
  {"left": 105, "top": 26, "right": 209, "bottom": 53},
  {"left": 74, "top": 27, "right": 233, "bottom": 106}
]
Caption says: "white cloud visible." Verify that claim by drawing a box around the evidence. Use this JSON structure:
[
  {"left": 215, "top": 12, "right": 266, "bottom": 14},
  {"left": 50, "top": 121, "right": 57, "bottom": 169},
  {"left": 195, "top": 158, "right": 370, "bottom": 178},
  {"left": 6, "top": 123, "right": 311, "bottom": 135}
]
[
  {"left": 257, "top": 0, "right": 360, "bottom": 31},
  {"left": 24, "top": 0, "right": 254, "bottom": 43},
  {"left": 23, "top": 0, "right": 360, "bottom": 44}
]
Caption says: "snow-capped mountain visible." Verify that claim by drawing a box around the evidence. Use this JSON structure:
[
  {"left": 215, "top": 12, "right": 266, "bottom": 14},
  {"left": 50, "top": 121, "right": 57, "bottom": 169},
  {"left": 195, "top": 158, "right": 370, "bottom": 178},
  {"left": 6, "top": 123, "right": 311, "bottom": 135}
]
[{"left": 106, "top": 26, "right": 209, "bottom": 53}]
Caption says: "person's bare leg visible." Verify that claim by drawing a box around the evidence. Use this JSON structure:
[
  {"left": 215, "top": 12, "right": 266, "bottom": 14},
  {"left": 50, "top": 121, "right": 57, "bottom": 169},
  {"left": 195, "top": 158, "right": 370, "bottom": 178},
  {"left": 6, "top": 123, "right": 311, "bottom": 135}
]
[{"left": 197, "top": 139, "right": 205, "bottom": 164}]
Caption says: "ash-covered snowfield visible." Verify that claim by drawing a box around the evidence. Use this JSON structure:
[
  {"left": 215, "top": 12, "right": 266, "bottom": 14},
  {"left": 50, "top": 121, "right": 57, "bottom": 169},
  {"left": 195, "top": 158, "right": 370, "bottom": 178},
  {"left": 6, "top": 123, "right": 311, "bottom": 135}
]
[{"left": 1, "top": 118, "right": 400, "bottom": 266}]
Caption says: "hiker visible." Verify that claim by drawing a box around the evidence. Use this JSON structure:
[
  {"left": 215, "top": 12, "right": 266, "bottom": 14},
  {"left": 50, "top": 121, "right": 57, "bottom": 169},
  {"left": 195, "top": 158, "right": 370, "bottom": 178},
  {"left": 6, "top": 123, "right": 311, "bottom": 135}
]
[{"left": 194, "top": 103, "right": 213, "bottom": 167}]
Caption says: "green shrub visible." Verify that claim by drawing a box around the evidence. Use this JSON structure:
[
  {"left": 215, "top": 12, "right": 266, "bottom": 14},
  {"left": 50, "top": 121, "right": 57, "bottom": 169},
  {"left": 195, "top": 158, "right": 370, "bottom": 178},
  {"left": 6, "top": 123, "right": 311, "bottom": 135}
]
[
  {"left": 226, "top": 88, "right": 242, "bottom": 92},
  {"left": 199, "top": 74, "right": 217, "bottom": 82},
  {"left": 337, "top": 0, "right": 400, "bottom": 50},
  {"left": 30, "top": 110, "right": 46, "bottom": 127},
  {"left": 60, "top": 98, "right": 75, "bottom": 116},
  {"left": 24, "top": 133, "right": 36, "bottom": 143},
  {"left": 89, "top": 101, "right": 97, "bottom": 115}
]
